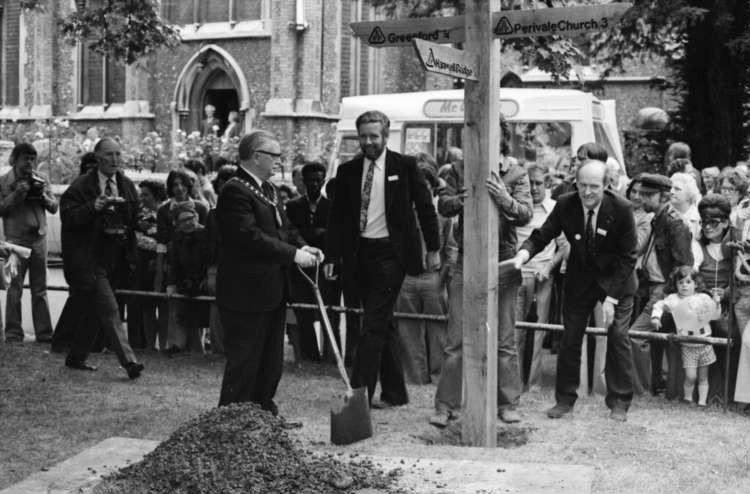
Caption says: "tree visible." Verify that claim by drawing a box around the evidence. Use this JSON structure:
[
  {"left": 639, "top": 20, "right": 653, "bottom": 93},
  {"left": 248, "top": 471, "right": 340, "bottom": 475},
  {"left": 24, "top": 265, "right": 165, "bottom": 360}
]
[
  {"left": 22, "top": 0, "right": 180, "bottom": 65},
  {"left": 369, "top": 0, "right": 750, "bottom": 165},
  {"left": 592, "top": 0, "right": 750, "bottom": 167}
]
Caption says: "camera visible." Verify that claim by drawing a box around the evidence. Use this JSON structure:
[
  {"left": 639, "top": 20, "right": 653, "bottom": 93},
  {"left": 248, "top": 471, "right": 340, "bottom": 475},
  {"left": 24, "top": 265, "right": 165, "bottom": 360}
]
[{"left": 24, "top": 174, "right": 46, "bottom": 202}]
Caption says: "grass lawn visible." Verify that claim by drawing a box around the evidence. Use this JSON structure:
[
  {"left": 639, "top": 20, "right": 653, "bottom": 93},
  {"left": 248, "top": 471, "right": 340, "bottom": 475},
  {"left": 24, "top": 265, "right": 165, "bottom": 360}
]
[{"left": 1, "top": 342, "right": 750, "bottom": 493}]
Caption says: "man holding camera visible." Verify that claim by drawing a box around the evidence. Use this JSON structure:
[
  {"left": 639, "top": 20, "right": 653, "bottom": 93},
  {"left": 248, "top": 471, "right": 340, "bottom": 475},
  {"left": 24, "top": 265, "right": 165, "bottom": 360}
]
[{"left": 0, "top": 143, "right": 57, "bottom": 343}]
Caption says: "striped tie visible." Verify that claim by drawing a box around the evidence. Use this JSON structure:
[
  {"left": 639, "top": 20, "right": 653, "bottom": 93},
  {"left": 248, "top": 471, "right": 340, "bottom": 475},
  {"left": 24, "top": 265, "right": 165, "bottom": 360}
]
[
  {"left": 359, "top": 160, "right": 375, "bottom": 232},
  {"left": 105, "top": 178, "right": 115, "bottom": 197}
]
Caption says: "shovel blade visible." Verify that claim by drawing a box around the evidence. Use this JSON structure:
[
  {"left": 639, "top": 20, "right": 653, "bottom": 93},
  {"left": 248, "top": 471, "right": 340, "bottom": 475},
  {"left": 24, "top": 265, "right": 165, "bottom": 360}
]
[{"left": 330, "top": 387, "right": 373, "bottom": 445}]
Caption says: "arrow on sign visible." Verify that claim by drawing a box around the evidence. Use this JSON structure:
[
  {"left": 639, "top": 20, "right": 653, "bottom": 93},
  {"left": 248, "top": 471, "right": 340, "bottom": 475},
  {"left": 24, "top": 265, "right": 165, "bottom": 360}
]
[
  {"left": 350, "top": 15, "right": 464, "bottom": 48},
  {"left": 492, "top": 3, "right": 632, "bottom": 39},
  {"left": 413, "top": 38, "right": 478, "bottom": 81}
]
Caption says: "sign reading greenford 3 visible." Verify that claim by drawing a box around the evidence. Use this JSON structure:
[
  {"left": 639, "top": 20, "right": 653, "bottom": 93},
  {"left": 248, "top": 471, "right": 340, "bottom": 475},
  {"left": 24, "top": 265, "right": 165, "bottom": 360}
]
[
  {"left": 413, "top": 39, "right": 478, "bottom": 82},
  {"left": 351, "top": 15, "right": 464, "bottom": 48},
  {"left": 492, "top": 3, "right": 632, "bottom": 39}
]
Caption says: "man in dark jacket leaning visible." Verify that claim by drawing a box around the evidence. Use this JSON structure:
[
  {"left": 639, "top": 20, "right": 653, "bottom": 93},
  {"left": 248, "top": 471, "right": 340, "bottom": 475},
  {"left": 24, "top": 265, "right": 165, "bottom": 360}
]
[{"left": 61, "top": 137, "right": 143, "bottom": 379}]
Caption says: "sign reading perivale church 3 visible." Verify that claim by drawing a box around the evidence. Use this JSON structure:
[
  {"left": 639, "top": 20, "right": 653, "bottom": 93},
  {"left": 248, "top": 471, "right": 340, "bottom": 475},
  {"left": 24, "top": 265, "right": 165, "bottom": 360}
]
[{"left": 492, "top": 3, "right": 632, "bottom": 40}]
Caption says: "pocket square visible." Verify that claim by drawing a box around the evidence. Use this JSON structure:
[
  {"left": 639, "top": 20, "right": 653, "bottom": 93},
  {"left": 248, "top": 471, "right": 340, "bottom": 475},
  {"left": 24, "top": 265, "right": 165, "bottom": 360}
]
[{"left": 387, "top": 175, "right": 399, "bottom": 182}]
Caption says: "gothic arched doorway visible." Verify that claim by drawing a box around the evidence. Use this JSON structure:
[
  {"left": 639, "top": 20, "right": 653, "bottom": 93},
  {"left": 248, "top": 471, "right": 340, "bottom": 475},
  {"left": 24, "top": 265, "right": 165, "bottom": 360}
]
[{"left": 173, "top": 45, "right": 252, "bottom": 139}]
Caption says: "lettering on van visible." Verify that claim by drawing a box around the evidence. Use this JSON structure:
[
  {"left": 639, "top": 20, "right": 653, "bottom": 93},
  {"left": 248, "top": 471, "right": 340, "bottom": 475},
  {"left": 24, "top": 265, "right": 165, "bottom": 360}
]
[
  {"left": 423, "top": 99, "right": 520, "bottom": 119},
  {"left": 368, "top": 26, "right": 452, "bottom": 45}
]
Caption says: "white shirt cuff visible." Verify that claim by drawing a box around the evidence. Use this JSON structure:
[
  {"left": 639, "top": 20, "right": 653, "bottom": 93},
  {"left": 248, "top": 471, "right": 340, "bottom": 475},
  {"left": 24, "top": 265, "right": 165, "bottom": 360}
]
[{"left": 605, "top": 296, "right": 619, "bottom": 306}]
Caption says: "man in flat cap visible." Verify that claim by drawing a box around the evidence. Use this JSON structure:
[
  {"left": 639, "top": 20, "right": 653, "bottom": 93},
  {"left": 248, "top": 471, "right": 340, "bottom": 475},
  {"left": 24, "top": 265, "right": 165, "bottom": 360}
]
[{"left": 628, "top": 173, "right": 694, "bottom": 397}]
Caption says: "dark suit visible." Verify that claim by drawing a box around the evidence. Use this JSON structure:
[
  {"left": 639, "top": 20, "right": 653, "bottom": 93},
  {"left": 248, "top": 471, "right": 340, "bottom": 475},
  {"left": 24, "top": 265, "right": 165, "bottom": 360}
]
[
  {"left": 327, "top": 149, "right": 439, "bottom": 404},
  {"left": 520, "top": 190, "right": 637, "bottom": 410},
  {"left": 286, "top": 194, "right": 337, "bottom": 361},
  {"left": 60, "top": 169, "right": 140, "bottom": 368},
  {"left": 216, "top": 166, "right": 304, "bottom": 409}
]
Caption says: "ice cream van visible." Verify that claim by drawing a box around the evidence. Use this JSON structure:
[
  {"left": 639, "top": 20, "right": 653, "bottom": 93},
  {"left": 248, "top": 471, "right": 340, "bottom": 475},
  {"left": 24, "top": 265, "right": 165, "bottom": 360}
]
[{"left": 331, "top": 88, "right": 624, "bottom": 177}]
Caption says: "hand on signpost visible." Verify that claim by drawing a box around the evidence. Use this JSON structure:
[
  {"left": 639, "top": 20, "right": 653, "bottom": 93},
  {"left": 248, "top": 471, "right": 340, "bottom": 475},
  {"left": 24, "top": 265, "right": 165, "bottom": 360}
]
[{"left": 511, "top": 250, "right": 530, "bottom": 271}]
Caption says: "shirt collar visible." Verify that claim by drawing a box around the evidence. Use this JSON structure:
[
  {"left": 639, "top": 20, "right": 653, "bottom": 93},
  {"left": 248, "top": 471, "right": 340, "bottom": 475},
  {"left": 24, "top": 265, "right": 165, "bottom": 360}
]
[
  {"left": 242, "top": 166, "right": 265, "bottom": 188},
  {"left": 538, "top": 197, "right": 556, "bottom": 213},
  {"left": 582, "top": 202, "right": 602, "bottom": 218},
  {"left": 367, "top": 149, "right": 387, "bottom": 170},
  {"left": 98, "top": 170, "right": 115, "bottom": 188}
]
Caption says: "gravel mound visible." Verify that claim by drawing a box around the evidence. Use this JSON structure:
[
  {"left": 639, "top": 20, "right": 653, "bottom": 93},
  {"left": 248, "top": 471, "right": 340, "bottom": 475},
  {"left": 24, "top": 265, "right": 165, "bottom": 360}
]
[{"left": 94, "top": 403, "right": 402, "bottom": 493}]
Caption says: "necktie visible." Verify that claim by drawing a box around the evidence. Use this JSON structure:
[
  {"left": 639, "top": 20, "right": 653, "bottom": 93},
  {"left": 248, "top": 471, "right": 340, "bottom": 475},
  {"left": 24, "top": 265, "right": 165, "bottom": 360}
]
[
  {"left": 360, "top": 160, "right": 375, "bottom": 232},
  {"left": 585, "top": 209, "right": 595, "bottom": 259},
  {"left": 262, "top": 181, "right": 274, "bottom": 202},
  {"left": 105, "top": 178, "right": 115, "bottom": 197}
]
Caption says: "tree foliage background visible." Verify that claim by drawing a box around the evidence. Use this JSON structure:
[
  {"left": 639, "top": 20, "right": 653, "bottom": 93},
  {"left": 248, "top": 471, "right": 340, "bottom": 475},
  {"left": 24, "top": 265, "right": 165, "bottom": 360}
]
[{"left": 369, "top": 0, "right": 750, "bottom": 166}]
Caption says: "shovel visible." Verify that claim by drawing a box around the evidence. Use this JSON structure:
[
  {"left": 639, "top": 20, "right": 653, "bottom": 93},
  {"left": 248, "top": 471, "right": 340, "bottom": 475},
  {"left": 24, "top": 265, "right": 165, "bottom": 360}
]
[{"left": 297, "top": 264, "right": 373, "bottom": 445}]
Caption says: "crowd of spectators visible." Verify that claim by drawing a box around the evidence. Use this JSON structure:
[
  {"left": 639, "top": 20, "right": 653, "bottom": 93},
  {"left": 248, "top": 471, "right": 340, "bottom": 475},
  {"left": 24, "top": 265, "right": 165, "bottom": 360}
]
[{"left": 2, "top": 130, "right": 750, "bottom": 418}]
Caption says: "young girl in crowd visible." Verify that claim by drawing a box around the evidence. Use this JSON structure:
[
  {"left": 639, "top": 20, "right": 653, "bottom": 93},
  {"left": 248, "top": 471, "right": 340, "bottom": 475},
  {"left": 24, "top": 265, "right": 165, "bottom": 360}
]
[{"left": 651, "top": 266, "right": 721, "bottom": 406}]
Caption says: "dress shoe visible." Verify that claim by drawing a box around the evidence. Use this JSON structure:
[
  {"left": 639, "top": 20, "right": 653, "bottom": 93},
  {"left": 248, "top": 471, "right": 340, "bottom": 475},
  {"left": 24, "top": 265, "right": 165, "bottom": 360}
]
[
  {"left": 125, "top": 362, "right": 144, "bottom": 380},
  {"left": 609, "top": 408, "right": 627, "bottom": 422},
  {"left": 65, "top": 359, "right": 97, "bottom": 371},
  {"left": 370, "top": 399, "right": 405, "bottom": 410},
  {"left": 498, "top": 408, "right": 521, "bottom": 424},
  {"left": 547, "top": 403, "right": 573, "bottom": 419},
  {"left": 429, "top": 410, "right": 451, "bottom": 428}
]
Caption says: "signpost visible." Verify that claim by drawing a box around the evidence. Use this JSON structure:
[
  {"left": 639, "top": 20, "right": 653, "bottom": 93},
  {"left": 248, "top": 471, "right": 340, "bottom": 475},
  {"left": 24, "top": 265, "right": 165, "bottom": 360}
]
[
  {"left": 413, "top": 39, "right": 478, "bottom": 82},
  {"left": 351, "top": 2, "right": 632, "bottom": 447},
  {"left": 352, "top": 3, "right": 632, "bottom": 47}
]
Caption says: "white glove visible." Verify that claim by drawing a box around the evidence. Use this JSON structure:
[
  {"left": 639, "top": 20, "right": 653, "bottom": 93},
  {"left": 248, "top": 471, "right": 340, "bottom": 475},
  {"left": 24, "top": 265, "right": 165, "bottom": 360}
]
[
  {"left": 294, "top": 249, "right": 318, "bottom": 268},
  {"left": 300, "top": 245, "right": 325, "bottom": 264}
]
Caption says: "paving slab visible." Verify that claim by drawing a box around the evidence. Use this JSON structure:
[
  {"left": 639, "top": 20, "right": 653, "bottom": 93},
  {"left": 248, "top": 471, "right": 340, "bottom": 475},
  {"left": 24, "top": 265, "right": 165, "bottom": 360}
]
[
  {"left": 3, "top": 437, "right": 593, "bottom": 494},
  {"left": 0, "top": 437, "right": 159, "bottom": 494},
  {"left": 366, "top": 455, "right": 594, "bottom": 493}
]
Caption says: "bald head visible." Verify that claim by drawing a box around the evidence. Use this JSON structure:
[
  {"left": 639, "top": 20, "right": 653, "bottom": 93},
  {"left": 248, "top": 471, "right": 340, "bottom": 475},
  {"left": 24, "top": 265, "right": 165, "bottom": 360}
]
[
  {"left": 577, "top": 160, "right": 608, "bottom": 210},
  {"left": 94, "top": 137, "right": 121, "bottom": 177}
]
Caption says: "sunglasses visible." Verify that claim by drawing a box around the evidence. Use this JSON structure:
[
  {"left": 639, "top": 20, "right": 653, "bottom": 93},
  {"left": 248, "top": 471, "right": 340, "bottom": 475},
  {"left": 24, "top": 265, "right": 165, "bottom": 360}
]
[
  {"left": 700, "top": 218, "right": 727, "bottom": 228},
  {"left": 255, "top": 149, "right": 284, "bottom": 161}
]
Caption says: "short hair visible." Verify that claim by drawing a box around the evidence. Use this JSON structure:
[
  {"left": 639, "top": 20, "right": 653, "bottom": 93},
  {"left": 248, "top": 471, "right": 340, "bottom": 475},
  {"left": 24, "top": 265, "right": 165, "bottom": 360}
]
[
  {"left": 698, "top": 193, "right": 731, "bottom": 219},
  {"left": 238, "top": 130, "right": 277, "bottom": 161},
  {"left": 139, "top": 179, "right": 167, "bottom": 202},
  {"left": 277, "top": 184, "right": 294, "bottom": 198},
  {"left": 212, "top": 164, "right": 237, "bottom": 191},
  {"left": 79, "top": 152, "right": 98, "bottom": 176},
  {"left": 301, "top": 161, "right": 326, "bottom": 178},
  {"left": 670, "top": 172, "right": 701, "bottom": 205},
  {"left": 204, "top": 104, "right": 215, "bottom": 113},
  {"left": 184, "top": 159, "right": 206, "bottom": 176},
  {"left": 665, "top": 266, "right": 704, "bottom": 295},
  {"left": 10, "top": 142, "right": 37, "bottom": 164},
  {"left": 93, "top": 137, "right": 117, "bottom": 153},
  {"left": 667, "top": 142, "right": 691, "bottom": 161},
  {"left": 576, "top": 142, "right": 608, "bottom": 162},
  {"left": 526, "top": 163, "right": 549, "bottom": 178},
  {"left": 702, "top": 166, "right": 720, "bottom": 177},
  {"left": 355, "top": 110, "right": 390, "bottom": 137},
  {"left": 418, "top": 163, "right": 439, "bottom": 191},
  {"left": 165, "top": 169, "right": 195, "bottom": 198},
  {"left": 722, "top": 170, "right": 749, "bottom": 197},
  {"left": 445, "top": 147, "right": 463, "bottom": 164},
  {"left": 415, "top": 152, "right": 438, "bottom": 173}
]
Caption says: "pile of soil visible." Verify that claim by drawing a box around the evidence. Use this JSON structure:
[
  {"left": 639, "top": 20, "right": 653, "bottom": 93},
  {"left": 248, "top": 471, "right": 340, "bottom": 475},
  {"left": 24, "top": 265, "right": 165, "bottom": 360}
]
[{"left": 94, "top": 403, "right": 402, "bottom": 493}]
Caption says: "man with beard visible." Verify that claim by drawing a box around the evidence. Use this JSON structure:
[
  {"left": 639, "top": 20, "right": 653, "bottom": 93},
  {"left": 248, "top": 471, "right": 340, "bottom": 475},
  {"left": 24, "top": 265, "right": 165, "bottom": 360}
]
[{"left": 326, "top": 110, "right": 439, "bottom": 408}]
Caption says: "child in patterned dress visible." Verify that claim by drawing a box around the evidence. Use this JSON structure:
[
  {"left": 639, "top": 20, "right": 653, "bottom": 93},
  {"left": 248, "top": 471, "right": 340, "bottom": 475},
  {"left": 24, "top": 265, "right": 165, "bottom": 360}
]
[{"left": 651, "top": 266, "right": 721, "bottom": 406}]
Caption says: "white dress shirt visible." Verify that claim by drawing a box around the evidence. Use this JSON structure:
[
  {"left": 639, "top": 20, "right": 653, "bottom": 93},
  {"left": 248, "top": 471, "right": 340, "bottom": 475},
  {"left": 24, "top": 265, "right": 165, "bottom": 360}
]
[
  {"left": 361, "top": 150, "right": 389, "bottom": 238},
  {"left": 98, "top": 171, "right": 118, "bottom": 198}
]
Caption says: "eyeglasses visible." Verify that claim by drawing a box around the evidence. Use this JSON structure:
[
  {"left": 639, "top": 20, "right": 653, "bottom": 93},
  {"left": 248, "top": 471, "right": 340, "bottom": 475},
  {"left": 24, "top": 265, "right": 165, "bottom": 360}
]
[
  {"left": 255, "top": 149, "right": 284, "bottom": 162},
  {"left": 700, "top": 218, "right": 726, "bottom": 228},
  {"left": 721, "top": 186, "right": 738, "bottom": 193}
]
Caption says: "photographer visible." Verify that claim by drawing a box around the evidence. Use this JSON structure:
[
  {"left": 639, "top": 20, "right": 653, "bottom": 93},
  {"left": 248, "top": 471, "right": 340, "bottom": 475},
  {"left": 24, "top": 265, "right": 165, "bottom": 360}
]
[{"left": 0, "top": 143, "right": 57, "bottom": 344}]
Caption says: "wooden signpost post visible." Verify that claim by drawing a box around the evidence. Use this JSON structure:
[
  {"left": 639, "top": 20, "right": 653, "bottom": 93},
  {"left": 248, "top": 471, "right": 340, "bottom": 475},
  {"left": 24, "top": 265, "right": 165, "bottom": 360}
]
[{"left": 351, "top": 2, "right": 632, "bottom": 447}]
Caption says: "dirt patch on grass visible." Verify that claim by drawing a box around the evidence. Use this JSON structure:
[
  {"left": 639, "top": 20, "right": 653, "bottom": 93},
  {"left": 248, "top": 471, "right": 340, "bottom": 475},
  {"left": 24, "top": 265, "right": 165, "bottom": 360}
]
[{"left": 418, "top": 421, "right": 535, "bottom": 448}]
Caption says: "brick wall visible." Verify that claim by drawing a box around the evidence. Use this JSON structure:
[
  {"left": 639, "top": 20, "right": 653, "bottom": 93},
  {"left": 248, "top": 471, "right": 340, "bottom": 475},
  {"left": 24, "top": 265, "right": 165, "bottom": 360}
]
[{"left": 4, "top": 0, "right": 20, "bottom": 106}]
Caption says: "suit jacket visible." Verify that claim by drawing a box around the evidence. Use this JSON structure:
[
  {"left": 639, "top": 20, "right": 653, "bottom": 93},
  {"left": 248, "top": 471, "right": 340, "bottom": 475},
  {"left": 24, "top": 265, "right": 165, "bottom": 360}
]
[
  {"left": 520, "top": 190, "right": 637, "bottom": 301},
  {"left": 215, "top": 166, "right": 305, "bottom": 313},
  {"left": 60, "top": 169, "right": 139, "bottom": 291},
  {"left": 326, "top": 149, "right": 440, "bottom": 276},
  {"left": 285, "top": 194, "right": 330, "bottom": 250},
  {"left": 645, "top": 202, "right": 693, "bottom": 280}
]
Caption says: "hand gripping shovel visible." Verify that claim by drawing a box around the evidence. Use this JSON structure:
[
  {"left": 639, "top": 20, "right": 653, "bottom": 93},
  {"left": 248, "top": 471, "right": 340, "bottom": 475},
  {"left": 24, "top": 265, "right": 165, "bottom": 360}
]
[{"left": 297, "top": 264, "right": 373, "bottom": 445}]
